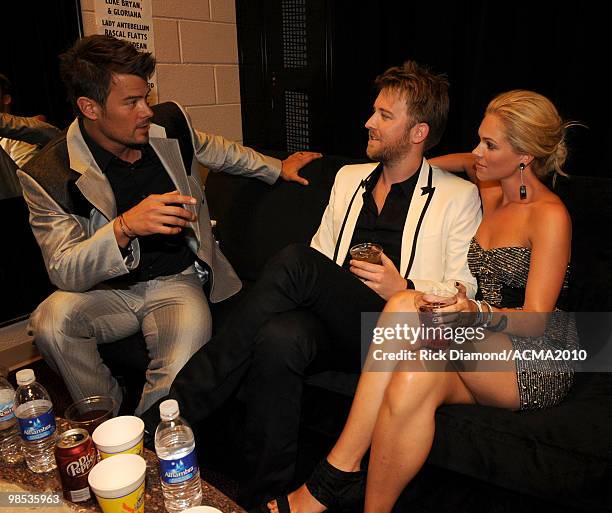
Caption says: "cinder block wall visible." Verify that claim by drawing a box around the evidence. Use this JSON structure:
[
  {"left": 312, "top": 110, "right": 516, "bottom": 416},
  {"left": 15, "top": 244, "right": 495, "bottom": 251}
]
[{"left": 80, "top": 0, "right": 243, "bottom": 142}]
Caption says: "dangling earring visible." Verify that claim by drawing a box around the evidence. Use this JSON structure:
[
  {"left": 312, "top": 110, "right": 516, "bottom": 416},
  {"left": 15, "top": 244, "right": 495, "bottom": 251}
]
[{"left": 519, "top": 163, "right": 527, "bottom": 200}]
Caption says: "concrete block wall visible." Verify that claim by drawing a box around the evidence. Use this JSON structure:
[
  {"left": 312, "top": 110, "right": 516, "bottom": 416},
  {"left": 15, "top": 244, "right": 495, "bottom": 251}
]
[{"left": 80, "top": 0, "right": 243, "bottom": 142}]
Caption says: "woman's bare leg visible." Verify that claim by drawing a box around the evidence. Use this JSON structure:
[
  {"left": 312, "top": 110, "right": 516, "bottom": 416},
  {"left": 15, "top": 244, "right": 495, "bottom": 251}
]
[
  {"left": 364, "top": 332, "right": 520, "bottom": 513},
  {"left": 267, "top": 290, "right": 421, "bottom": 513}
]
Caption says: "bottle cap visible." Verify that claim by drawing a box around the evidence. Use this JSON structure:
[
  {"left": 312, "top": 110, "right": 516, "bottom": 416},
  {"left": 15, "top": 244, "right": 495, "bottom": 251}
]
[
  {"left": 16, "top": 369, "right": 35, "bottom": 386},
  {"left": 159, "top": 399, "right": 179, "bottom": 421}
]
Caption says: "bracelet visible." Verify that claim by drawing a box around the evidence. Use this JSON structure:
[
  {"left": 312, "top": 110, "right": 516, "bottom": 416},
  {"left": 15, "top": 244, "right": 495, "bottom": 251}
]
[
  {"left": 118, "top": 214, "right": 136, "bottom": 239},
  {"left": 121, "top": 214, "right": 136, "bottom": 237},
  {"left": 481, "top": 300, "right": 493, "bottom": 328},
  {"left": 488, "top": 314, "right": 508, "bottom": 332},
  {"left": 117, "top": 218, "right": 132, "bottom": 240},
  {"left": 468, "top": 299, "right": 482, "bottom": 327}
]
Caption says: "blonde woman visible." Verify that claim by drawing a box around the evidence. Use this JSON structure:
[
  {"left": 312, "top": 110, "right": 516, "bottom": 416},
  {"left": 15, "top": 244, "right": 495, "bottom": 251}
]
[{"left": 265, "top": 90, "right": 578, "bottom": 513}]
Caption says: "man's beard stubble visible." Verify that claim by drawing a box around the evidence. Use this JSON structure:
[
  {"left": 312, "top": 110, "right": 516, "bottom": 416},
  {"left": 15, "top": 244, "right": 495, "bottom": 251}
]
[{"left": 366, "top": 132, "right": 412, "bottom": 166}]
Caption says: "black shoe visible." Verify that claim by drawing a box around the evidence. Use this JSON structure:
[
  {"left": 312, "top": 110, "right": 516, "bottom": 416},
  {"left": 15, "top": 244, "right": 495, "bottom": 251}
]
[
  {"left": 248, "top": 496, "right": 290, "bottom": 513},
  {"left": 255, "top": 460, "right": 365, "bottom": 513},
  {"left": 140, "top": 402, "right": 163, "bottom": 451},
  {"left": 139, "top": 402, "right": 161, "bottom": 444},
  {"left": 305, "top": 459, "right": 365, "bottom": 510},
  {"left": 143, "top": 427, "right": 155, "bottom": 451}
]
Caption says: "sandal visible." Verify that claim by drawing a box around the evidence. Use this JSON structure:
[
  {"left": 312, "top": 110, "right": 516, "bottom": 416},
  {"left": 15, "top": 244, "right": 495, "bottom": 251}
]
[
  {"left": 305, "top": 458, "right": 365, "bottom": 510},
  {"left": 251, "top": 459, "right": 364, "bottom": 513}
]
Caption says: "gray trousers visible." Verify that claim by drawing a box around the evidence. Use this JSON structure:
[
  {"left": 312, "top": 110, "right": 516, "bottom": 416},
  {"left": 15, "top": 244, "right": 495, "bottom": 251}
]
[{"left": 28, "top": 267, "right": 211, "bottom": 415}]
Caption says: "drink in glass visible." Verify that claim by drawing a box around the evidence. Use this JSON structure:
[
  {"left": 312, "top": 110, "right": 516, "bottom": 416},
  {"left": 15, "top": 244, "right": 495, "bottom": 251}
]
[
  {"left": 349, "top": 243, "right": 383, "bottom": 264},
  {"left": 414, "top": 289, "right": 458, "bottom": 350},
  {"left": 64, "top": 396, "right": 115, "bottom": 435}
]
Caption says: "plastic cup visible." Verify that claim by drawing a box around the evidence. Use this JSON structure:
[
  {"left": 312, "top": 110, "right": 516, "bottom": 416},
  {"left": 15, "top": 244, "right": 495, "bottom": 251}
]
[
  {"left": 349, "top": 243, "right": 383, "bottom": 264},
  {"left": 92, "top": 416, "right": 144, "bottom": 459},
  {"left": 64, "top": 395, "right": 115, "bottom": 435},
  {"left": 88, "top": 453, "right": 146, "bottom": 513}
]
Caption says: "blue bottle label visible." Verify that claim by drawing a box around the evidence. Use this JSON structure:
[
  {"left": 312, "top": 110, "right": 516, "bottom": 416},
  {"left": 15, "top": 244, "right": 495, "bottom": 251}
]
[
  {"left": 18, "top": 409, "right": 56, "bottom": 441},
  {"left": 0, "top": 401, "right": 15, "bottom": 422},
  {"left": 159, "top": 448, "right": 199, "bottom": 484}
]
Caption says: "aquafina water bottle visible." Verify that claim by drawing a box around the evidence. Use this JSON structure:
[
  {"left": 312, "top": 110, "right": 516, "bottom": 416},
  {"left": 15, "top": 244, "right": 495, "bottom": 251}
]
[
  {"left": 0, "top": 376, "right": 23, "bottom": 463},
  {"left": 14, "top": 369, "right": 57, "bottom": 472},
  {"left": 154, "top": 399, "right": 202, "bottom": 512}
]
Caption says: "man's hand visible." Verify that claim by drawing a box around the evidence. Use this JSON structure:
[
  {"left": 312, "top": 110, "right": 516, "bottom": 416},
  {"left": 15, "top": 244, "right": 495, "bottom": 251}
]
[
  {"left": 350, "top": 253, "right": 407, "bottom": 300},
  {"left": 280, "top": 151, "right": 323, "bottom": 186},
  {"left": 114, "top": 190, "right": 197, "bottom": 247}
]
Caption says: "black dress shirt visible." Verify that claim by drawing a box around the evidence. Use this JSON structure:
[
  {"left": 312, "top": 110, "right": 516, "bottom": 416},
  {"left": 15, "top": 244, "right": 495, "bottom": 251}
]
[
  {"left": 80, "top": 120, "right": 195, "bottom": 282},
  {"left": 343, "top": 163, "right": 419, "bottom": 286}
]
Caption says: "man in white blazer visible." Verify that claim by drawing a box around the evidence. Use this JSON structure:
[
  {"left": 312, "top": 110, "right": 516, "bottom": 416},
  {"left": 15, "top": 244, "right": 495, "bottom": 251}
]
[
  {"left": 17, "top": 35, "right": 319, "bottom": 416},
  {"left": 311, "top": 158, "right": 479, "bottom": 298},
  {"left": 145, "top": 61, "right": 481, "bottom": 506}
]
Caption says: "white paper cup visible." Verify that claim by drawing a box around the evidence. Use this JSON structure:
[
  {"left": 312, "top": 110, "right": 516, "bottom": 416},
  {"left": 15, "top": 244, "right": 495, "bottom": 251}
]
[
  {"left": 92, "top": 416, "right": 144, "bottom": 459},
  {"left": 183, "top": 508, "right": 223, "bottom": 513},
  {"left": 88, "top": 453, "right": 146, "bottom": 513}
]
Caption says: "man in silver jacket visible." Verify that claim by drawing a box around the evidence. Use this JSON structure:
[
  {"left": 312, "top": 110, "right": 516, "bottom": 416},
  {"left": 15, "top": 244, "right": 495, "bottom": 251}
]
[{"left": 17, "top": 35, "right": 319, "bottom": 415}]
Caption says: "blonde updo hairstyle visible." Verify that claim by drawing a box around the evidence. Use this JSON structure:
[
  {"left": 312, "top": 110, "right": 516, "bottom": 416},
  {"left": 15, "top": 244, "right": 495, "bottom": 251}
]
[{"left": 485, "top": 90, "right": 572, "bottom": 178}]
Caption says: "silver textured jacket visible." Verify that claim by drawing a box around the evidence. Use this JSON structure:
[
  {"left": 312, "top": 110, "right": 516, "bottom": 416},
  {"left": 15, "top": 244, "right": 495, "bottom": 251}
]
[{"left": 17, "top": 102, "right": 281, "bottom": 302}]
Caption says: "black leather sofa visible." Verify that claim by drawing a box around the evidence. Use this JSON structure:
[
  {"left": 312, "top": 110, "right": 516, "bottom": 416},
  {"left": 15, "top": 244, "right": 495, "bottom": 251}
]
[{"left": 102, "top": 155, "right": 612, "bottom": 512}]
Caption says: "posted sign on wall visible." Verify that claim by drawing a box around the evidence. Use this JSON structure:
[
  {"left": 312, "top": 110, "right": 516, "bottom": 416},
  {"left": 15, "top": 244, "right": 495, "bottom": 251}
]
[{"left": 94, "top": 0, "right": 158, "bottom": 104}]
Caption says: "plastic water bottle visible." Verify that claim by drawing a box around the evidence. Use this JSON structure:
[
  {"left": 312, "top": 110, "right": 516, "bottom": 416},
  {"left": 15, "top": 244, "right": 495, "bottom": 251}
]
[
  {"left": 0, "top": 376, "right": 23, "bottom": 463},
  {"left": 14, "top": 369, "right": 57, "bottom": 473},
  {"left": 154, "top": 399, "right": 202, "bottom": 512}
]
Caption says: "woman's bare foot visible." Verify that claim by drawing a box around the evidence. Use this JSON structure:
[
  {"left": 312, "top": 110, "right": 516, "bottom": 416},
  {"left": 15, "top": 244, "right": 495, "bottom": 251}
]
[{"left": 267, "top": 484, "right": 326, "bottom": 513}]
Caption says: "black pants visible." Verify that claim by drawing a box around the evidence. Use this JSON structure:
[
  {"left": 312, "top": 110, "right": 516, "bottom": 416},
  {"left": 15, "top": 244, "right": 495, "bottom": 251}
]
[
  {"left": 141, "top": 244, "right": 386, "bottom": 504},
  {"left": 238, "top": 309, "right": 332, "bottom": 505}
]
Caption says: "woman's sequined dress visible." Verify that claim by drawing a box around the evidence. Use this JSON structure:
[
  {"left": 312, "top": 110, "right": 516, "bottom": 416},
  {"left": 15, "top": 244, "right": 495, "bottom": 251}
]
[{"left": 468, "top": 238, "right": 578, "bottom": 409}]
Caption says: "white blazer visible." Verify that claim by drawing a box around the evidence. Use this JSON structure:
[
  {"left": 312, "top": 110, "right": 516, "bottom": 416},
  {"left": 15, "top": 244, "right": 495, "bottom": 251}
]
[{"left": 311, "top": 159, "right": 481, "bottom": 298}]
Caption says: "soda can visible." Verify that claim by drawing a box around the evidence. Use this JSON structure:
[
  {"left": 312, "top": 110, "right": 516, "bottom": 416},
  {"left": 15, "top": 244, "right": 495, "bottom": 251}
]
[{"left": 55, "top": 428, "right": 96, "bottom": 502}]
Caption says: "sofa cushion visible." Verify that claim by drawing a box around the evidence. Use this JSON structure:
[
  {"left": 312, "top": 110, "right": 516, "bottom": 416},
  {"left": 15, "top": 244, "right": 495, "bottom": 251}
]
[{"left": 428, "top": 372, "right": 612, "bottom": 511}]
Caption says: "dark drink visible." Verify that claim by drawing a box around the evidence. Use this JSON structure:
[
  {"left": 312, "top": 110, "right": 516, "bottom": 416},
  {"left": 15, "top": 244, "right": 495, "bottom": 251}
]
[
  {"left": 73, "top": 409, "right": 109, "bottom": 423},
  {"left": 64, "top": 395, "right": 115, "bottom": 435},
  {"left": 55, "top": 428, "right": 96, "bottom": 502},
  {"left": 349, "top": 243, "right": 383, "bottom": 264}
]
